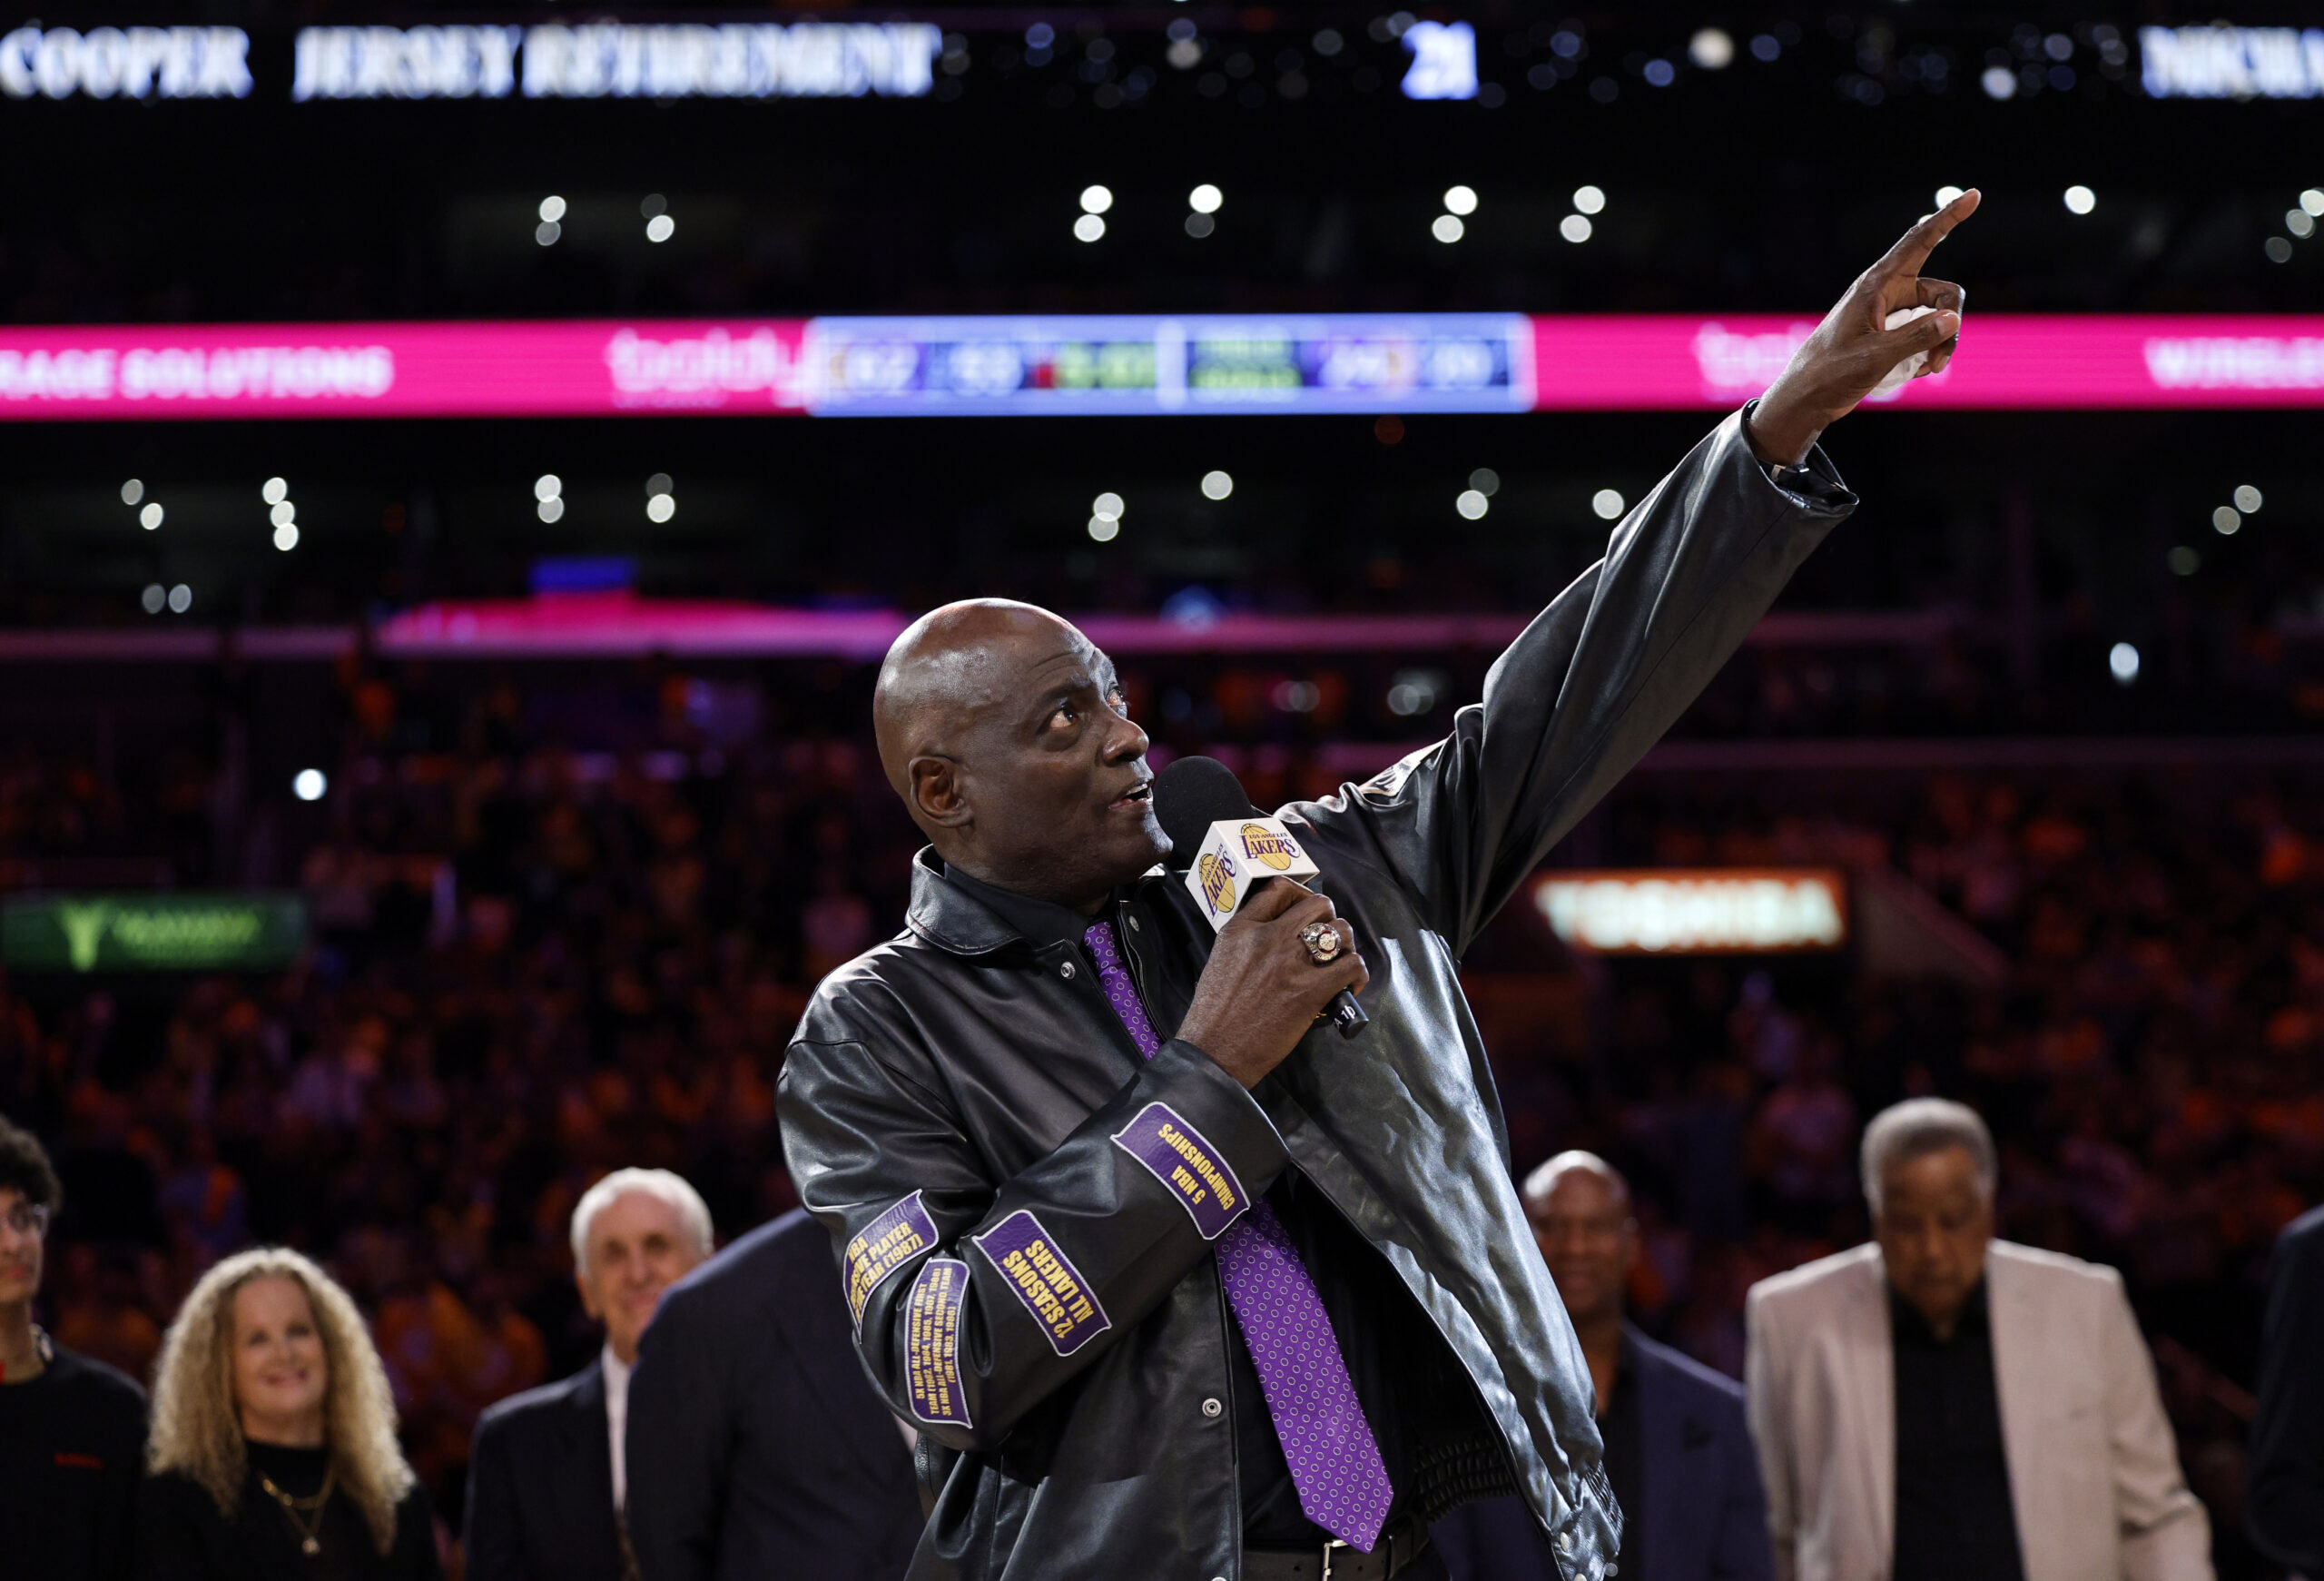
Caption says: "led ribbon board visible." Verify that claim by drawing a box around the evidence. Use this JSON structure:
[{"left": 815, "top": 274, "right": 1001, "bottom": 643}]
[
  {"left": 1534, "top": 869, "right": 1846, "bottom": 955},
  {"left": 3, "top": 892, "right": 308, "bottom": 973},
  {"left": 4, "top": 316, "right": 2323, "bottom": 420},
  {"left": 805, "top": 314, "right": 1532, "bottom": 416}
]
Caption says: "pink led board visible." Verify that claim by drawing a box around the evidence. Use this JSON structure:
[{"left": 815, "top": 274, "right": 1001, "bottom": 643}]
[
  {"left": 1529, "top": 314, "right": 2324, "bottom": 410},
  {"left": 0, "top": 320, "right": 810, "bottom": 419},
  {"left": 1, "top": 314, "right": 2319, "bottom": 419}
]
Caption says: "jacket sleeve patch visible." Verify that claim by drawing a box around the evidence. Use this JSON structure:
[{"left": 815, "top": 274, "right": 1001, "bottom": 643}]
[
  {"left": 845, "top": 1190, "right": 939, "bottom": 1329},
  {"left": 1110, "top": 1101, "right": 1249, "bottom": 1240},
  {"left": 903, "top": 1257, "right": 973, "bottom": 1428},
  {"left": 972, "top": 1209, "right": 1112, "bottom": 1357}
]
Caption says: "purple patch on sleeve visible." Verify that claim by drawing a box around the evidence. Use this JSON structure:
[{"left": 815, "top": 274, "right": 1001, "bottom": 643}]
[
  {"left": 903, "top": 1257, "right": 973, "bottom": 1428},
  {"left": 1111, "top": 1102, "right": 1249, "bottom": 1240},
  {"left": 844, "top": 1191, "right": 939, "bottom": 1329},
  {"left": 972, "top": 1210, "right": 1111, "bottom": 1357}
]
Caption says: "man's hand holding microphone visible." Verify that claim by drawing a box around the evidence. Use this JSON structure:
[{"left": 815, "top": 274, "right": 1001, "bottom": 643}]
[{"left": 1177, "top": 879, "right": 1368, "bottom": 1089}]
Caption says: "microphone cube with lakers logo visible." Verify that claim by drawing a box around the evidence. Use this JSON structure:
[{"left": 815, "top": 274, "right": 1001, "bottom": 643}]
[{"left": 1182, "top": 816, "right": 1319, "bottom": 933}]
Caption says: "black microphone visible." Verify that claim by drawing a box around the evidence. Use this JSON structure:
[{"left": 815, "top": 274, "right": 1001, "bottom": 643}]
[{"left": 1153, "top": 756, "right": 1369, "bottom": 1040}]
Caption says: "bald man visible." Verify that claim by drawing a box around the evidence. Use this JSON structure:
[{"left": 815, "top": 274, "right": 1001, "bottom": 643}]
[
  {"left": 777, "top": 196, "right": 1975, "bottom": 1581},
  {"left": 1434, "top": 1155, "right": 1771, "bottom": 1581}
]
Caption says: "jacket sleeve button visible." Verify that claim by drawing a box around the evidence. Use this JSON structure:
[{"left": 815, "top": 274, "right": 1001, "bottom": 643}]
[
  {"left": 1059, "top": 961, "right": 1077, "bottom": 979},
  {"left": 1200, "top": 1397, "right": 1224, "bottom": 1418}
]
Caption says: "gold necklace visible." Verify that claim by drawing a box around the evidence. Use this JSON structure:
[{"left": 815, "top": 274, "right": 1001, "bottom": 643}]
[{"left": 258, "top": 1462, "right": 336, "bottom": 1556}]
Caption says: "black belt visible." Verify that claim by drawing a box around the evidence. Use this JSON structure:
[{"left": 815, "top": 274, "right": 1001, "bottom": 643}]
[{"left": 1242, "top": 1519, "right": 1430, "bottom": 1581}]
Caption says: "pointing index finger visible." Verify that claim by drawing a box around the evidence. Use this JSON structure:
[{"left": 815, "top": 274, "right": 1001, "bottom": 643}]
[{"left": 1874, "top": 188, "right": 1981, "bottom": 280}]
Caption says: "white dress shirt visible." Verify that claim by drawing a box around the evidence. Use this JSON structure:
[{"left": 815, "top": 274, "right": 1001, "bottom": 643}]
[{"left": 603, "top": 1343, "right": 632, "bottom": 1512}]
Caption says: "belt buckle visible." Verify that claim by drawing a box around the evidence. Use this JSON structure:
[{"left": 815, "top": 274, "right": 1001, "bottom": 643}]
[{"left": 1321, "top": 1538, "right": 1347, "bottom": 1581}]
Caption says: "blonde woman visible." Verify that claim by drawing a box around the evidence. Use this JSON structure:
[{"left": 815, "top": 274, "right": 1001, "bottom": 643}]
[{"left": 137, "top": 1247, "right": 440, "bottom": 1580}]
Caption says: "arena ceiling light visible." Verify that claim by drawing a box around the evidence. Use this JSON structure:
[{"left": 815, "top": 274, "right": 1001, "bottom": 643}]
[
  {"left": 293, "top": 768, "right": 328, "bottom": 802},
  {"left": 537, "top": 195, "right": 565, "bottom": 246},
  {"left": 646, "top": 472, "right": 675, "bottom": 523},
  {"left": 1200, "top": 469, "right": 1233, "bottom": 500},
  {"left": 1186, "top": 183, "right": 1221, "bottom": 239},
  {"left": 2108, "top": 642, "right": 2140, "bottom": 686},
  {"left": 1573, "top": 186, "right": 1606, "bottom": 215},
  {"left": 642, "top": 193, "right": 673, "bottom": 243},
  {"left": 535, "top": 473, "right": 564, "bottom": 524},
  {"left": 2168, "top": 546, "right": 2200, "bottom": 577},
  {"left": 2235, "top": 484, "right": 2263, "bottom": 513},
  {"left": 2063, "top": 184, "right": 2097, "bottom": 215},
  {"left": 266, "top": 476, "right": 300, "bottom": 550},
  {"left": 1433, "top": 185, "right": 1474, "bottom": 243},
  {"left": 1076, "top": 185, "right": 1111, "bottom": 243},
  {"left": 1935, "top": 185, "right": 1966, "bottom": 208},
  {"left": 125, "top": 479, "right": 162, "bottom": 531},
  {"left": 141, "top": 583, "right": 166, "bottom": 614},
  {"left": 1087, "top": 490, "right": 1125, "bottom": 542},
  {"left": 1592, "top": 488, "right": 1626, "bottom": 520},
  {"left": 1560, "top": 214, "right": 1594, "bottom": 243},
  {"left": 1455, "top": 489, "right": 1489, "bottom": 519},
  {"left": 166, "top": 583, "right": 192, "bottom": 614}
]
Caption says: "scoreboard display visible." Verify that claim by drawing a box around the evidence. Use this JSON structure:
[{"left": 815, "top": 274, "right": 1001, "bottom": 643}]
[{"left": 807, "top": 314, "right": 1531, "bottom": 415}]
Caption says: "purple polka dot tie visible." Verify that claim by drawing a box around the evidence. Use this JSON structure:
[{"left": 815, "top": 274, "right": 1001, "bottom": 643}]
[{"left": 1084, "top": 917, "right": 1394, "bottom": 1551}]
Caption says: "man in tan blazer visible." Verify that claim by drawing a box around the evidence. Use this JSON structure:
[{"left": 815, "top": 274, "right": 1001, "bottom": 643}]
[{"left": 1744, "top": 1099, "right": 2211, "bottom": 1581}]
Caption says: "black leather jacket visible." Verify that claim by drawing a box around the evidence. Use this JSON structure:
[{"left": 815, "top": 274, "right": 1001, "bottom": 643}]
[{"left": 777, "top": 409, "right": 1856, "bottom": 1581}]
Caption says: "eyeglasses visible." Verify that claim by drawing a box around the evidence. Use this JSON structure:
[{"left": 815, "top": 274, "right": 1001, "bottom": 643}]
[{"left": 2, "top": 1202, "right": 51, "bottom": 1238}]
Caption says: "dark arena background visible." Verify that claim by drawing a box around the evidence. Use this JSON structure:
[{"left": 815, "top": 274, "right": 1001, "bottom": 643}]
[{"left": 4, "top": 5, "right": 2323, "bottom": 1577}]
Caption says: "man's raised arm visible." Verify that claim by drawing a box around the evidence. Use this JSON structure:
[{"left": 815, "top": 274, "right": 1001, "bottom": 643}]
[{"left": 1305, "top": 193, "right": 1977, "bottom": 954}]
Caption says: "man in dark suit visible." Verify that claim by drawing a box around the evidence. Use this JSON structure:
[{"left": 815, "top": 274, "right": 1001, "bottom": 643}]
[
  {"left": 625, "top": 1208, "right": 922, "bottom": 1581},
  {"left": 1434, "top": 1153, "right": 1770, "bottom": 1581},
  {"left": 467, "top": 1169, "right": 714, "bottom": 1581},
  {"left": 2251, "top": 1203, "right": 2324, "bottom": 1577}
]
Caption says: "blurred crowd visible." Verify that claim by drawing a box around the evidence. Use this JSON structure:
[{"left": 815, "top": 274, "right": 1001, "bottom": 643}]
[{"left": 3, "top": 663, "right": 2321, "bottom": 1576}]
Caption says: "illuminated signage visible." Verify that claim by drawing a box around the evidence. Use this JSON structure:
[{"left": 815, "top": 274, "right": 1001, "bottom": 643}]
[
  {"left": 807, "top": 314, "right": 1532, "bottom": 415},
  {"left": 1535, "top": 869, "right": 1847, "bottom": 954},
  {"left": 1400, "top": 21, "right": 1478, "bottom": 101},
  {"left": 3, "top": 893, "right": 307, "bottom": 973},
  {"left": 291, "top": 22, "right": 940, "bottom": 102},
  {"left": 2140, "top": 25, "right": 2324, "bottom": 99},
  {"left": 292, "top": 26, "right": 521, "bottom": 101},
  {"left": 6, "top": 315, "right": 2324, "bottom": 421},
  {"left": 0, "top": 25, "right": 251, "bottom": 100}
]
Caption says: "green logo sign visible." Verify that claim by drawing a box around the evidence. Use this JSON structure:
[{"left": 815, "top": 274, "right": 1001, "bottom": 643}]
[{"left": 2, "top": 893, "right": 307, "bottom": 973}]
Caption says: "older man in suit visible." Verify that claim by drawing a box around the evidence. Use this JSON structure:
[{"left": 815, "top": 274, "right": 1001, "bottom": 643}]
[
  {"left": 467, "top": 1169, "right": 714, "bottom": 1581},
  {"left": 625, "top": 1208, "right": 923, "bottom": 1581},
  {"left": 1746, "top": 1099, "right": 2210, "bottom": 1581},
  {"left": 1434, "top": 1152, "right": 1770, "bottom": 1581}
]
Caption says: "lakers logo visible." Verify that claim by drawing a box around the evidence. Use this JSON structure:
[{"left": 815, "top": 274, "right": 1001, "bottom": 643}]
[
  {"left": 1238, "top": 823, "right": 1298, "bottom": 871},
  {"left": 1197, "top": 851, "right": 1238, "bottom": 914}
]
